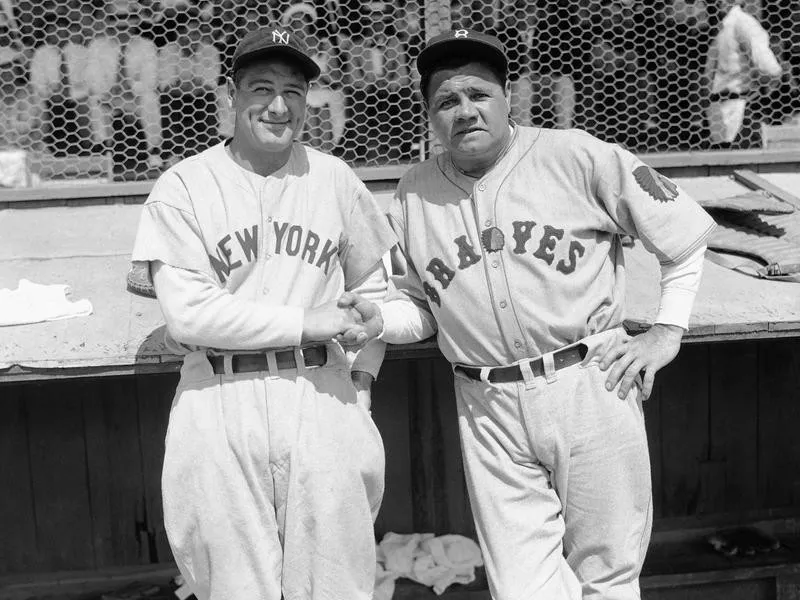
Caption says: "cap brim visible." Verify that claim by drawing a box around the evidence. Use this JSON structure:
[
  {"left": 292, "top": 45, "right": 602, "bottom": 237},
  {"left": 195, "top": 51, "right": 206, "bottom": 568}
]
[
  {"left": 233, "top": 46, "right": 321, "bottom": 81},
  {"left": 417, "top": 39, "right": 506, "bottom": 78}
]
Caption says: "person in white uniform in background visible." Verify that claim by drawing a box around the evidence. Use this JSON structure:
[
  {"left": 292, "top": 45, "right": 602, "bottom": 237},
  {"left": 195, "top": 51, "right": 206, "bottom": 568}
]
[{"left": 705, "top": 0, "right": 783, "bottom": 148}]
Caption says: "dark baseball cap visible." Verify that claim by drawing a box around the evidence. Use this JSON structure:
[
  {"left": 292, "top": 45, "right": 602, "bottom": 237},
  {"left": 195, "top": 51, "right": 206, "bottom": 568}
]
[
  {"left": 232, "top": 26, "right": 321, "bottom": 81},
  {"left": 417, "top": 29, "right": 507, "bottom": 79}
]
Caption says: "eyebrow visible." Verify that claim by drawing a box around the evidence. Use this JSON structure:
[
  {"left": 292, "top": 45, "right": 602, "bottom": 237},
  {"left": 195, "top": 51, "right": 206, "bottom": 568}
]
[
  {"left": 433, "top": 85, "right": 492, "bottom": 101},
  {"left": 245, "top": 77, "right": 306, "bottom": 89}
]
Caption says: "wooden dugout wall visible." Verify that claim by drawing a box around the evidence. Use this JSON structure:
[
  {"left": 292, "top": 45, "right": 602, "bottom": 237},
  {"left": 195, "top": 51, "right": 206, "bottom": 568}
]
[{"left": 2, "top": 337, "right": 800, "bottom": 577}]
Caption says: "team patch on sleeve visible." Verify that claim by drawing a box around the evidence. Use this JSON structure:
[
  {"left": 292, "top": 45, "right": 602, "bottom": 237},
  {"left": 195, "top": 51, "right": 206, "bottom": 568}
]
[{"left": 633, "top": 165, "right": 679, "bottom": 203}]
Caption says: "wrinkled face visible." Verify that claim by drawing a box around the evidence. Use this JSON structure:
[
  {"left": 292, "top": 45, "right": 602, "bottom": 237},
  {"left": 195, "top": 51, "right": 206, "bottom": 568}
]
[
  {"left": 426, "top": 62, "right": 510, "bottom": 164},
  {"left": 228, "top": 57, "right": 308, "bottom": 154}
]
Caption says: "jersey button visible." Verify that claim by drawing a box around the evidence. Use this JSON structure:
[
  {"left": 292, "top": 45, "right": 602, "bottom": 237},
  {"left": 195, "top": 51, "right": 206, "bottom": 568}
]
[
  {"left": 267, "top": 216, "right": 273, "bottom": 223},
  {"left": 499, "top": 300, "right": 507, "bottom": 308},
  {"left": 491, "top": 260, "right": 499, "bottom": 268},
  {"left": 478, "top": 183, "right": 486, "bottom": 191},
  {"left": 484, "top": 219, "right": 492, "bottom": 227},
  {"left": 514, "top": 340, "right": 523, "bottom": 349}
]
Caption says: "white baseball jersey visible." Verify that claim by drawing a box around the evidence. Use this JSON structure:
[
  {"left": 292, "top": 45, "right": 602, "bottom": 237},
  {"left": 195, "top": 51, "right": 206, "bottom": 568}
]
[
  {"left": 387, "top": 126, "right": 716, "bottom": 366},
  {"left": 132, "top": 141, "right": 396, "bottom": 357}
]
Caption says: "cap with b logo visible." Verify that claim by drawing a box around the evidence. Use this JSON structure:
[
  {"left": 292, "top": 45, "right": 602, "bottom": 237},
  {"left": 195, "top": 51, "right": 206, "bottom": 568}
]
[
  {"left": 232, "top": 26, "right": 321, "bottom": 81},
  {"left": 416, "top": 28, "right": 507, "bottom": 79}
]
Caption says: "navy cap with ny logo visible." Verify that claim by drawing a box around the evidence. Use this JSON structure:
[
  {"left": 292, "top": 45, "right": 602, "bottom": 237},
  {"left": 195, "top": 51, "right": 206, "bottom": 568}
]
[
  {"left": 232, "top": 26, "right": 321, "bottom": 81},
  {"left": 416, "top": 28, "right": 507, "bottom": 79}
]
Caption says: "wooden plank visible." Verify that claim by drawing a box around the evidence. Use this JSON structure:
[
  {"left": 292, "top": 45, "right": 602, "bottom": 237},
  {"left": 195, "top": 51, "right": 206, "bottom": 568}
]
[
  {"left": 0, "top": 385, "right": 37, "bottom": 574},
  {"left": 407, "top": 356, "right": 473, "bottom": 536},
  {"left": 644, "top": 580, "right": 773, "bottom": 600},
  {"left": 5, "top": 323, "right": 800, "bottom": 384},
  {"left": 656, "top": 344, "right": 711, "bottom": 517},
  {"left": 136, "top": 373, "right": 177, "bottom": 563},
  {"left": 85, "top": 378, "right": 147, "bottom": 567},
  {"left": 26, "top": 380, "right": 94, "bottom": 571},
  {"left": 641, "top": 148, "right": 800, "bottom": 170},
  {"left": 708, "top": 342, "right": 759, "bottom": 512},
  {"left": 403, "top": 355, "right": 474, "bottom": 538},
  {"left": 644, "top": 380, "right": 663, "bottom": 519},
  {"left": 758, "top": 339, "right": 800, "bottom": 509},
  {"left": 0, "top": 181, "right": 151, "bottom": 203},
  {"left": 372, "top": 360, "right": 415, "bottom": 538},
  {"left": 733, "top": 169, "right": 800, "bottom": 209},
  {"left": 408, "top": 358, "right": 449, "bottom": 534},
  {"left": 82, "top": 379, "right": 114, "bottom": 569},
  {"left": 431, "top": 357, "right": 474, "bottom": 538},
  {"left": 0, "top": 563, "right": 178, "bottom": 600}
]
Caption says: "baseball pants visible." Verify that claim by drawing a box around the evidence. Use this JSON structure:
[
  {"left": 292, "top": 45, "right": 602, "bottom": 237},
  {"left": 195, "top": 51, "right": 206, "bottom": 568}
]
[
  {"left": 453, "top": 328, "right": 652, "bottom": 600},
  {"left": 161, "top": 348, "right": 386, "bottom": 600}
]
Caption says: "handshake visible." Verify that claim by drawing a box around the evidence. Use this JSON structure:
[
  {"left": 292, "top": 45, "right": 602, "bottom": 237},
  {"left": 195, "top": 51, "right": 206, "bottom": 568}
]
[{"left": 302, "top": 292, "right": 384, "bottom": 349}]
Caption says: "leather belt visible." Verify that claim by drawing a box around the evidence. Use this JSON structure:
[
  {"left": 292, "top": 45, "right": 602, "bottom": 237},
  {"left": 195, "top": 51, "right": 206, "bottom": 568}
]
[
  {"left": 456, "top": 343, "right": 587, "bottom": 383},
  {"left": 209, "top": 345, "right": 327, "bottom": 375}
]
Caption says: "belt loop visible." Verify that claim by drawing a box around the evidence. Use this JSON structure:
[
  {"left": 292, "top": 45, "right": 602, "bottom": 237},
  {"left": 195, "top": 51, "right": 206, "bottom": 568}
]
[
  {"left": 266, "top": 350, "right": 279, "bottom": 377},
  {"left": 542, "top": 352, "right": 558, "bottom": 384},
  {"left": 223, "top": 354, "right": 233, "bottom": 376},
  {"left": 519, "top": 360, "right": 537, "bottom": 390},
  {"left": 294, "top": 347, "right": 306, "bottom": 372},
  {"left": 479, "top": 367, "right": 491, "bottom": 383}
]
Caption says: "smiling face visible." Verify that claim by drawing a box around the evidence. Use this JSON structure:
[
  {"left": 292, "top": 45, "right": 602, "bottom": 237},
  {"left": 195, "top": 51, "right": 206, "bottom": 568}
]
[
  {"left": 228, "top": 56, "right": 308, "bottom": 160},
  {"left": 426, "top": 61, "right": 511, "bottom": 174}
]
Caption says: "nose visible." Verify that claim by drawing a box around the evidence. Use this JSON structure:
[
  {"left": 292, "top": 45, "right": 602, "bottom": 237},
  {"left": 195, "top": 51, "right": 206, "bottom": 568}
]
[
  {"left": 455, "top": 97, "right": 478, "bottom": 120},
  {"left": 267, "top": 94, "right": 288, "bottom": 115}
]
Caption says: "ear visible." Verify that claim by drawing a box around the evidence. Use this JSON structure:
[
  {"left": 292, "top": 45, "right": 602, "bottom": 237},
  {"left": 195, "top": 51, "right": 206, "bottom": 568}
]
[
  {"left": 226, "top": 76, "right": 236, "bottom": 108},
  {"left": 504, "top": 79, "right": 511, "bottom": 110}
]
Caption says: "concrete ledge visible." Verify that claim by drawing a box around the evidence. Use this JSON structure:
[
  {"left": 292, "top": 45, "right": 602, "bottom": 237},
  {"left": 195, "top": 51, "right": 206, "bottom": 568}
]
[{"left": 1, "top": 149, "right": 799, "bottom": 206}]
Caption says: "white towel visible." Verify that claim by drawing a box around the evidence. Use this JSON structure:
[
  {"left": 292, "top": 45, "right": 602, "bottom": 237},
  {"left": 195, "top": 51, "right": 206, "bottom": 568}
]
[
  {"left": 0, "top": 279, "right": 93, "bottom": 326},
  {"left": 375, "top": 532, "right": 484, "bottom": 599}
]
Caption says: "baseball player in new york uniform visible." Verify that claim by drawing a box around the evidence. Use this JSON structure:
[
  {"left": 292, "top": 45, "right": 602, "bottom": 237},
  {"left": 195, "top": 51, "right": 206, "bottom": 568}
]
[
  {"left": 345, "top": 29, "right": 716, "bottom": 599},
  {"left": 129, "top": 26, "right": 395, "bottom": 600}
]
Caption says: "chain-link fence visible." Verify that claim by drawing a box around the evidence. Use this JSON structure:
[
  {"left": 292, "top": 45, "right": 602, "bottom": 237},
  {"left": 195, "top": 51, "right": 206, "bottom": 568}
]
[{"left": 0, "top": 0, "right": 798, "bottom": 186}]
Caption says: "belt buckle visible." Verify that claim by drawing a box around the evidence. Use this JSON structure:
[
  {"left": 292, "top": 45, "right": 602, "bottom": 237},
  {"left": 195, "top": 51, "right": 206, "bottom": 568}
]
[{"left": 299, "top": 345, "right": 324, "bottom": 370}]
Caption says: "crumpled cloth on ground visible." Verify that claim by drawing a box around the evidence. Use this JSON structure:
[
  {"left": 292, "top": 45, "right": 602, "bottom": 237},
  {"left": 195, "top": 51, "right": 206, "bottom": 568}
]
[
  {"left": 0, "top": 279, "right": 93, "bottom": 326},
  {"left": 374, "top": 532, "right": 484, "bottom": 600}
]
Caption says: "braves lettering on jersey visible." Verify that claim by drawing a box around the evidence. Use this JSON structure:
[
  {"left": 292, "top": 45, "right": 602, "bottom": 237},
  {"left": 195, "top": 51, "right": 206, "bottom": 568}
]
[
  {"left": 131, "top": 141, "right": 395, "bottom": 353},
  {"left": 388, "top": 126, "right": 716, "bottom": 367}
]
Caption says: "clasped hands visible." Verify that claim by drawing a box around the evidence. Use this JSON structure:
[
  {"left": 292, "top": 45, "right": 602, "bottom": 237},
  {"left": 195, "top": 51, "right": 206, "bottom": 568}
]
[{"left": 301, "top": 292, "right": 382, "bottom": 349}]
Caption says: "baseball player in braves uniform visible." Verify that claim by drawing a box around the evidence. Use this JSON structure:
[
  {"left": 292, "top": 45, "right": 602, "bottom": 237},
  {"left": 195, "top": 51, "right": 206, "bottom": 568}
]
[
  {"left": 129, "top": 26, "right": 394, "bottom": 600},
  {"left": 344, "top": 29, "right": 716, "bottom": 599}
]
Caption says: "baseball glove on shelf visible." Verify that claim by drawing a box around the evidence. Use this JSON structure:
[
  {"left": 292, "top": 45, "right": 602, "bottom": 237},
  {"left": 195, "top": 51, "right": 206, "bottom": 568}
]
[{"left": 127, "top": 261, "right": 157, "bottom": 299}]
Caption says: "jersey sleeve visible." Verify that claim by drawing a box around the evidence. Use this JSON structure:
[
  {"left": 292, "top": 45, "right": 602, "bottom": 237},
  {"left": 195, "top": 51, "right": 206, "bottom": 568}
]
[
  {"left": 381, "top": 188, "right": 438, "bottom": 345},
  {"left": 152, "top": 262, "right": 303, "bottom": 350},
  {"left": 339, "top": 178, "right": 398, "bottom": 289},
  {"left": 347, "top": 260, "right": 389, "bottom": 379},
  {"left": 595, "top": 144, "right": 716, "bottom": 265},
  {"left": 131, "top": 169, "right": 215, "bottom": 278}
]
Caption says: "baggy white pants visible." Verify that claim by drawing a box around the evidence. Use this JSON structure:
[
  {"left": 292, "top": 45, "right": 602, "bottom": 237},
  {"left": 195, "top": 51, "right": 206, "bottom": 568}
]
[
  {"left": 453, "top": 328, "right": 653, "bottom": 600},
  {"left": 161, "top": 350, "right": 386, "bottom": 600}
]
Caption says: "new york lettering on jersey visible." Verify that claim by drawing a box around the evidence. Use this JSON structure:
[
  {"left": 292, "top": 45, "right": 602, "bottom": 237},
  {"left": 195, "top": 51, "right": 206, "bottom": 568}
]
[{"left": 208, "top": 220, "right": 339, "bottom": 284}]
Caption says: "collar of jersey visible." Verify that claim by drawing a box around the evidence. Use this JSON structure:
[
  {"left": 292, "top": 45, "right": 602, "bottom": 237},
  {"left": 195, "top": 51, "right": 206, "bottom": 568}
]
[{"left": 439, "top": 123, "right": 520, "bottom": 190}]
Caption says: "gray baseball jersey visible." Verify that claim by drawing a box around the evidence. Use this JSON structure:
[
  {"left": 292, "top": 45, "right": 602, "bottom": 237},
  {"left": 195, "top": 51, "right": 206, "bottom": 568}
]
[
  {"left": 388, "top": 126, "right": 716, "bottom": 366},
  {"left": 132, "top": 141, "right": 396, "bottom": 354}
]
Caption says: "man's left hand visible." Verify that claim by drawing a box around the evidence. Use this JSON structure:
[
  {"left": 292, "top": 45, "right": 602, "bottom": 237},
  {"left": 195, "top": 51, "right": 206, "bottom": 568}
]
[
  {"left": 336, "top": 292, "right": 384, "bottom": 350},
  {"left": 598, "top": 324, "right": 684, "bottom": 401}
]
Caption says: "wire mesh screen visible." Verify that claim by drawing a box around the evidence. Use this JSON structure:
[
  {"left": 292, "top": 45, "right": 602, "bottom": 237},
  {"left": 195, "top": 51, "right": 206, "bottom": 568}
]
[{"left": 0, "top": 0, "right": 798, "bottom": 186}]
